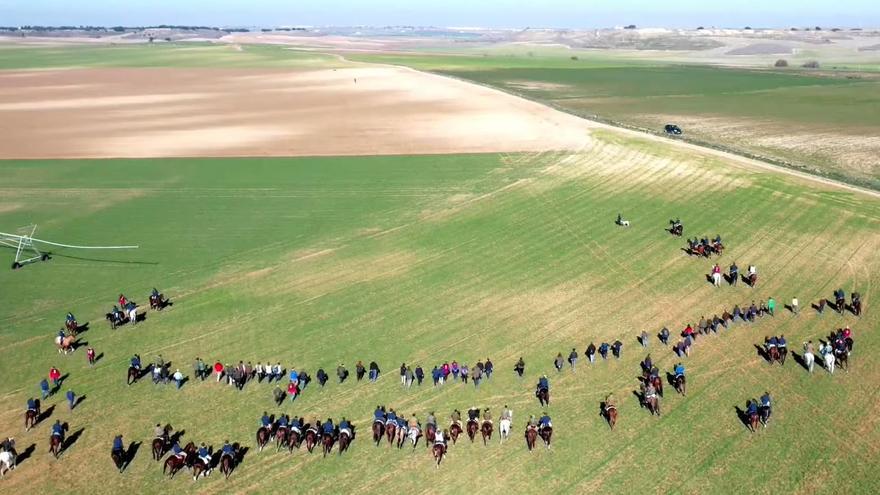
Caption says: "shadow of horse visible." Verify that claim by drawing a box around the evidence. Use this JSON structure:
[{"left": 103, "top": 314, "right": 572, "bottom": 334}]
[
  {"left": 123, "top": 441, "right": 141, "bottom": 472},
  {"left": 791, "top": 351, "right": 809, "bottom": 371},
  {"left": 631, "top": 390, "right": 644, "bottom": 408},
  {"left": 705, "top": 274, "right": 715, "bottom": 285},
  {"left": 723, "top": 273, "right": 734, "bottom": 285},
  {"left": 73, "top": 395, "right": 87, "bottom": 410},
  {"left": 733, "top": 406, "right": 751, "bottom": 429},
  {"left": 134, "top": 313, "right": 147, "bottom": 323},
  {"left": 754, "top": 344, "right": 771, "bottom": 363},
  {"left": 16, "top": 444, "right": 36, "bottom": 466},
  {"left": 665, "top": 372, "right": 676, "bottom": 387},
  {"left": 74, "top": 322, "right": 90, "bottom": 335},
  {"left": 63, "top": 428, "right": 85, "bottom": 453},
  {"left": 37, "top": 404, "right": 55, "bottom": 425}
]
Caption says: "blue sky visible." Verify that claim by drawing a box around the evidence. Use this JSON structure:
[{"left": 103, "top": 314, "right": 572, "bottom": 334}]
[{"left": 1, "top": 0, "right": 877, "bottom": 28}]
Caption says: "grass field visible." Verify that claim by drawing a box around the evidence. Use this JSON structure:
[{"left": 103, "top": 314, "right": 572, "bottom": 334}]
[
  {"left": 2, "top": 131, "right": 879, "bottom": 493},
  {"left": 350, "top": 52, "right": 880, "bottom": 190}
]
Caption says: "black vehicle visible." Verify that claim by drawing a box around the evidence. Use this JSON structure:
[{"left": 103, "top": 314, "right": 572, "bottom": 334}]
[{"left": 664, "top": 124, "right": 683, "bottom": 135}]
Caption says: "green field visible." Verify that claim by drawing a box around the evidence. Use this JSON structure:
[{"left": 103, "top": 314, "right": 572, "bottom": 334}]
[
  {"left": 2, "top": 132, "right": 879, "bottom": 493},
  {"left": 350, "top": 52, "right": 880, "bottom": 190}
]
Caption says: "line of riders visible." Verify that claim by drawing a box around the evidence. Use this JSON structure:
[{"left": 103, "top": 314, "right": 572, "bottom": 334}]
[
  {"left": 818, "top": 288, "right": 862, "bottom": 316},
  {"left": 667, "top": 298, "right": 781, "bottom": 357},
  {"left": 710, "top": 261, "right": 756, "bottom": 287},
  {"left": 105, "top": 289, "right": 170, "bottom": 329},
  {"left": 744, "top": 392, "right": 774, "bottom": 432},
  {"left": 630, "top": 356, "right": 689, "bottom": 420},
  {"left": 255, "top": 414, "right": 354, "bottom": 458},
  {"left": 144, "top": 425, "right": 242, "bottom": 480},
  {"left": 803, "top": 327, "right": 854, "bottom": 374},
  {"left": 685, "top": 234, "right": 725, "bottom": 258}
]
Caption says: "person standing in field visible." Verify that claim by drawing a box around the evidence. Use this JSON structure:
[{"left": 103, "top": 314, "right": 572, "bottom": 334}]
[
  {"left": 767, "top": 297, "right": 776, "bottom": 316},
  {"left": 791, "top": 297, "right": 799, "bottom": 315}
]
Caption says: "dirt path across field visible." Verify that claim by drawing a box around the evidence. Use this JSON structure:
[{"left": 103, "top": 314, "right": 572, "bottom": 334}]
[{"left": 0, "top": 66, "right": 595, "bottom": 159}]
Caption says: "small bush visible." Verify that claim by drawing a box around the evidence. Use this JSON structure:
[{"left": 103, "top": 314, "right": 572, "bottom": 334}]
[
  {"left": 802, "top": 60, "right": 820, "bottom": 69},
  {"left": 774, "top": 59, "right": 789, "bottom": 67},
  {"left": 570, "top": 55, "right": 579, "bottom": 61}
]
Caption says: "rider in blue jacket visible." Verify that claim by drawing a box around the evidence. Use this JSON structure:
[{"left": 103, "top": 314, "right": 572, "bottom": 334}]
[
  {"left": 112, "top": 434, "right": 124, "bottom": 453},
  {"left": 221, "top": 441, "right": 234, "bottom": 458},
  {"left": 261, "top": 412, "right": 271, "bottom": 428},
  {"left": 322, "top": 419, "right": 335, "bottom": 435},
  {"left": 374, "top": 406, "right": 385, "bottom": 423},
  {"left": 539, "top": 414, "right": 551, "bottom": 428},
  {"left": 674, "top": 363, "right": 685, "bottom": 377}
]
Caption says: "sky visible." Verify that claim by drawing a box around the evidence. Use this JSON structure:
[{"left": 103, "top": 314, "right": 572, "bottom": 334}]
[{"left": 1, "top": 0, "right": 877, "bottom": 29}]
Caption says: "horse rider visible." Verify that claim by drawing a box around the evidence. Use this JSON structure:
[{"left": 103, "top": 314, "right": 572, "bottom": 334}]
[
  {"left": 778, "top": 335, "right": 787, "bottom": 354},
  {"left": 434, "top": 428, "right": 446, "bottom": 446},
  {"left": 66, "top": 312, "right": 76, "bottom": 324},
  {"left": 277, "top": 414, "right": 289, "bottom": 431},
  {"left": 426, "top": 412, "right": 437, "bottom": 431},
  {"left": 154, "top": 423, "right": 168, "bottom": 443},
  {"left": 527, "top": 415, "right": 539, "bottom": 429},
  {"left": 322, "top": 418, "right": 335, "bottom": 437},
  {"left": 644, "top": 382, "right": 657, "bottom": 402},
  {"left": 339, "top": 417, "right": 352, "bottom": 438},
  {"left": 537, "top": 374, "right": 549, "bottom": 395},
  {"left": 729, "top": 262, "right": 739, "bottom": 285},
  {"left": 748, "top": 264, "right": 757, "bottom": 277},
  {"left": 539, "top": 413, "right": 552, "bottom": 431},
  {"left": 760, "top": 392, "right": 772, "bottom": 420},
  {"left": 290, "top": 416, "right": 303, "bottom": 435},
  {"left": 407, "top": 415, "right": 420, "bottom": 438},
  {"left": 467, "top": 407, "right": 480, "bottom": 423},
  {"left": 112, "top": 434, "right": 124, "bottom": 457},
  {"left": 641, "top": 355, "right": 653, "bottom": 375},
  {"left": 220, "top": 440, "right": 235, "bottom": 462},
  {"left": 1, "top": 437, "right": 14, "bottom": 453},
  {"left": 482, "top": 408, "right": 493, "bottom": 426},
  {"left": 385, "top": 408, "right": 397, "bottom": 427},
  {"left": 261, "top": 412, "right": 271, "bottom": 430},
  {"left": 51, "top": 420, "right": 64, "bottom": 442},
  {"left": 170, "top": 441, "right": 185, "bottom": 460},
  {"left": 395, "top": 414, "right": 407, "bottom": 433},
  {"left": 57, "top": 328, "right": 66, "bottom": 341},
  {"left": 766, "top": 336, "right": 778, "bottom": 355},
  {"left": 714, "top": 234, "right": 722, "bottom": 245},
  {"left": 605, "top": 393, "right": 616, "bottom": 411},
  {"left": 27, "top": 397, "right": 39, "bottom": 415},
  {"left": 197, "top": 443, "right": 211, "bottom": 465},
  {"left": 674, "top": 362, "right": 685, "bottom": 379},
  {"left": 450, "top": 409, "right": 462, "bottom": 427},
  {"left": 151, "top": 287, "right": 161, "bottom": 300},
  {"left": 501, "top": 405, "right": 512, "bottom": 423},
  {"left": 373, "top": 405, "right": 386, "bottom": 425}
]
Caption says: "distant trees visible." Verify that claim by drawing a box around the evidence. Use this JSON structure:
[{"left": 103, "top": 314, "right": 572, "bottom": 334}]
[
  {"left": 744, "top": 26, "right": 752, "bottom": 30},
  {"left": 570, "top": 55, "right": 579, "bottom": 60},
  {"left": 802, "top": 60, "right": 820, "bottom": 69},
  {"left": 774, "top": 59, "right": 789, "bottom": 67},
  {"left": 624, "top": 24, "right": 637, "bottom": 30}
]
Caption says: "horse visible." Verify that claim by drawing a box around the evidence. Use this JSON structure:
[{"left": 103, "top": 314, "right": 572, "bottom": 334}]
[
  {"left": 768, "top": 346, "right": 780, "bottom": 364},
  {"left": 372, "top": 420, "right": 384, "bottom": 447},
  {"left": 603, "top": 403, "right": 617, "bottom": 430},
  {"left": 338, "top": 429, "right": 352, "bottom": 455},
  {"left": 432, "top": 441, "right": 446, "bottom": 467},
  {"left": 823, "top": 351, "right": 836, "bottom": 374},
  {"left": 127, "top": 366, "right": 140, "bottom": 386},
  {"left": 49, "top": 423, "right": 68, "bottom": 458},
  {"left": 760, "top": 406, "right": 771, "bottom": 428},
  {"left": 537, "top": 387, "right": 550, "bottom": 407},
  {"left": 25, "top": 402, "right": 40, "bottom": 431},
  {"left": 525, "top": 425, "right": 538, "bottom": 451},
  {"left": 539, "top": 426, "right": 553, "bottom": 449},
  {"left": 256, "top": 426, "right": 271, "bottom": 452},
  {"left": 449, "top": 422, "right": 462, "bottom": 445},
  {"left": 288, "top": 428, "right": 302, "bottom": 453},
  {"left": 65, "top": 318, "right": 78, "bottom": 335},
  {"left": 149, "top": 294, "right": 167, "bottom": 311},
  {"left": 163, "top": 442, "right": 195, "bottom": 479},
  {"left": 220, "top": 447, "right": 238, "bottom": 479},
  {"left": 105, "top": 311, "right": 125, "bottom": 330},
  {"left": 55, "top": 335, "right": 76, "bottom": 355},
  {"left": 778, "top": 346, "right": 788, "bottom": 365},
  {"left": 322, "top": 432, "right": 335, "bottom": 457},
  {"left": 0, "top": 450, "right": 15, "bottom": 477},
  {"left": 481, "top": 421, "right": 493, "bottom": 446},
  {"left": 835, "top": 348, "right": 849, "bottom": 372},
  {"left": 112, "top": 448, "right": 126, "bottom": 473},
  {"left": 499, "top": 418, "right": 511, "bottom": 443},
  {"left": 395, "top": 424, "right": 408, "bottom": 450},
  {"left": 466, "top": 419, "right": 478, "bottom": 443},
  {"left": 674, "top": 374, "right": 687, "bottom": 396},
  {"left": 645, "top": 393, "right": 661, "bottom": 417},
  {"left": 836, "top": 295, "right": 846, "bottom": 314},
  {"left": 651, "top": 375, "right": 664, "bottom": 397},
  {"left": 305, "top": 426, "right": 319, "bottom": 453},
  {"left": 406, "top": 426, "right": 421, "bottom": 450},
  {"left": 425, "top": 424, "right": 436, "bottom": 449},
  {"left": 152, "top": 425, "right": 171, "bottom": 461},
  {"left": 748, "top": 407, "right": 760, "bottom": 432},
  {"left": 748, "top": 273, "right": 758, "bottom": 287},
  {"left": 274, "top": 426, "right": 289, "bottom": 452},
  {"left": 384, "top": 422, "right": 396, "bottom": 447}
]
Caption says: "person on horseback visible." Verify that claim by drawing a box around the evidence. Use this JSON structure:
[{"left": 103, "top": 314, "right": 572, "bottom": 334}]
[
  {"left": 605, "top": 393, "right": 616, "bottom": 411},
  {"left": 537, "top": 375, "right": 549, "bottom": 396},
  {"left": 290, "top": 416, "right": 303, "bottom": 434},
  {"left": 766, "top": 335, "right": 778, "bottom": 355},
  {"left": 154, "top": 424, "right": 168, "bottom": 443},
  {"left": 220, "top": 441, "right": 234, "bottom": 461},
  {"left": 641, "top": 355, "right": 653, "bottom": 375},
  {"left": 170, "top": 441, "right": 184, "bottom": 460},
  {"left": 112, "top": 434, "right": 124, "bottom": 456},
  {"left": 322, "top": 418, "right": 335, "bottom": 436},
  {"left": 27, "top": 397, "right": 38, "bottom": 414},
  {"left": 611, "top": 340, "right": 623, "bottom": 359},
  {"left": 374, "top": 405, "right": 386, "bottom": 424},
  {"left": 197, "top": 443, "right": 211, "bottom": 465},
  {"left": 501, "top": 406, "right": 512, "bottom": 422},
  {"left": 527, "top": 415, "right": 539, "bottom": 429},
  {"left": 339, "top": 418, "right": 352, "bottom": 437},
  {"left": 434, "top": 428, "right": 446, "bottom": 446},
  {"left": 151, "top": 287, "right": 160, "bottom": 299},
  {"left": 66, "top": 312, "right": 76, "bottom": 324},
  {"left": 450, "top": 409, "right": 461, "bottom": 426},
  {"left": 644, "top": 382, "right": 657, "bottom": 401},
  {"left": 260, "top": 412, "right": 271, "bottom": 430},
  {"left": 51, "top": 420, "right": 64, "bottom": 441},
  {"left": 483, "top": 408, "right": 493, "bottom": 425},
  {"left": 539, "top": 413, "right": 551, "bottom": 430},
  {"left": 467, "top": 407, "right": 480, "bottom": 422},
  {"left": 426, "top": 412, "right": 437, "bottom": 430},
  {"left": 57, "top": 328, "right": 66, "bottom": 341},
  {"left": 760, "top": 391, "right": 772, "bottom": 423},
  {"left": 729, "top": 262, "right": 739, "bottom": 286},
  {"left": 118, "top": 294, "right": 128, "bottom": 308},
  {"left": 277, "top": 414, "right": 288, "bottom": 431},
  {"left": 673, "top": 362, "right": 685, "bottom": 379},
  {"left": 658, "top": 328, "right": 670, "bottom": 345},
  {"left": 385, "top": 409, "right": 397, "bottom": 427}
]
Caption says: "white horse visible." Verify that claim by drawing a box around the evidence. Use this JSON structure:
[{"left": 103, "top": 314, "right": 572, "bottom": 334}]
[
  {"left": 0, "top": 450, "right": 15, "bottom": 476},
  {"left": 407, "top": 426, "right": 420, "bottom": 448},
  {"left": 803, "top": 351, "right": 815, "bottom": 373},
  {"left": 499, "top": 418, "right": 511, "bottom": 443},
  {"left": 823, "top": 351, "right": 835, "bottom": 374},
  {"left": 712, "top": 271, "right": 722, "bottom": 287}
]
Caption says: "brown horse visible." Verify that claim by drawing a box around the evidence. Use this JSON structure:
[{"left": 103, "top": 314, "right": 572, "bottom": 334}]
[
  {"left": 305, "top": 427, "right": 319, "bottom": 453},
  {"left": 256, "top": 426, "right": 271, "bottom": 452},
  {"left": 25, "top": 403, "right": 40, "bottom": 431},
  {"left": 65, "top": 319, "right": 78, "bottom": 335},
  {"left": 480, "top": 421, "right": 493, "bottom": 446},
  {"left": 651, "top": 375, "right": 664, "bottom": 397},
  {"left": 768, "top": 346, "right": 780, "bottom": 364},
  {"left": 127, "top": 366, "right": 140, "bottom": 386},
  {"left": 425, "top": 424, "right": 436, "bottom": 449},
  {"left": 749, "top": 273, "right": 758, "bottom": 287},
  {"left": 288, "top": 428, "right": 302, "bottom": 453},
  {"left": 604, "top": 404, "right": 617, "bottom": 430},
  {"left": 646, "top": 395, "right": 661, "bottom": 416},
  {"left": 56, "top": 335, "right": 76, "bottom": 355},
  {"left": 539, "top": 426, "right": 553, "bottom": 449},
  {"left": 466, "top": 420, "right": 478, "bottom": 443},
  {"left": 163, "top": 442, "right": 195, "bottom": 479},
  {"left": 836, "top": 348, "right": 849, "bottom": 371},
  {"left": 537, "top": 388, "right": 550, "bottom": 407},
  {"left": 449, "top": 422, "right": 462, "bottom": 444},
  {"left": 395, "top": 425, "right": 407, "bottom": 450},
  {"left": 384, "top": 422, "right": 396, "bottom": 447},
  {"left": 220, "top": 448, "right": 237, "bottom": 479},
  {"left": 149, "top": 294, "right": 166, "bottom": 311},
  {"left": 432, "top": 441, "right": 446, "bottom": 467},
  {"left": 525, "top": 425, "right": 538, "bottom": 451},
  {"left": 322, "top": 432, "right": 335, "bottom": 457},
  {"left": 748, "top": 407, "right": 760, "bottom": 433},
  {"left": 152, "top": 427, "right": 171, "bottom": 461},
  {"left": 49, "top": 423, "right": 68, "bottom": 458},
  {"left": 372, "top": 420, "right": 384, "bottom": 447},
  {"left": 111, "top": 448, "right": 126, "bottom": 473},
  {"left": 274, "top": 426, "right": 288, "bottom": 452},
  {"left": 338, "top": 429, "right": 352, "bottom": 455},
  {"left": 674, "top": 374, "right": 687, "bottom": 396}
]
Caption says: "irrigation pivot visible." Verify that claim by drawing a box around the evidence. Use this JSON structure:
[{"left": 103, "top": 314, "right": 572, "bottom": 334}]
[{"left": 0, "top": 225, "right": 138, "bottom": 269}]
